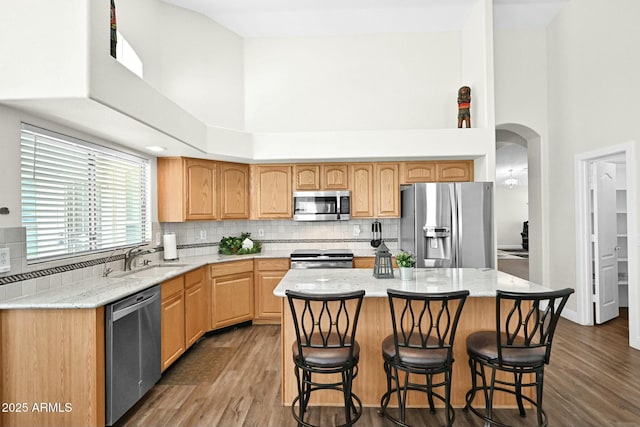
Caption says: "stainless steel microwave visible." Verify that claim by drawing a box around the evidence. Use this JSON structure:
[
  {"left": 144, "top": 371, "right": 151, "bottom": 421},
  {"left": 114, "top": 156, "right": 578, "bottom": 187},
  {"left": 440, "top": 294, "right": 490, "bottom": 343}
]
[{"left": 293, "top": 191, "right": 350, "bottom": 221}]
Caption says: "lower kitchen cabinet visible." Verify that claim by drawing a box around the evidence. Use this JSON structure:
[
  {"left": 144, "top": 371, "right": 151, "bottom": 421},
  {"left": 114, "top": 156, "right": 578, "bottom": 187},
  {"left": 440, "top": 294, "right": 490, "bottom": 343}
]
[
  {"left": 185, "top": 266, "right": 207, "bottom": 347},
  {"left": 254, "top": 258, "right": 290, "bottom": 324},
  {"left": 353, "top": 256, "right": 397, "bottom": 269},
  {"left": 161, "top": 275, "right": 186, "bottom": 372},
  {"left": 210, "top": 260, "right": 254, "bottom": 330},
  {"left": 0, "top": 308, "right": 105, "bottom": 427}
]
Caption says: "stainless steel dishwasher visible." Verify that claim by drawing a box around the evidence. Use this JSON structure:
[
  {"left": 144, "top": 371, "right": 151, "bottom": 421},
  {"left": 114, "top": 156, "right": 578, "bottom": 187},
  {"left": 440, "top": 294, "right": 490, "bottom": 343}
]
[{"left": 105, "top": 285, "right": 161, "bottom": 426}]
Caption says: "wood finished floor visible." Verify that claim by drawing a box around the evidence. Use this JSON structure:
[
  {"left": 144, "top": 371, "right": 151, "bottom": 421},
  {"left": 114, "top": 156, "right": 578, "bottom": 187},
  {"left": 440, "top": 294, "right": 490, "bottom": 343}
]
[{"left": 118, "top": 309, "right": 640, "bottom": 427}]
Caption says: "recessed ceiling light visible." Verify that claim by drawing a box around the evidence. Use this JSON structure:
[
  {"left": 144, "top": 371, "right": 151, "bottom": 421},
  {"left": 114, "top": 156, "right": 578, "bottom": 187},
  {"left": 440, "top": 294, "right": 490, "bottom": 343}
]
[{"left": 145, "top": 146, "right": 166, "bottom": 153}]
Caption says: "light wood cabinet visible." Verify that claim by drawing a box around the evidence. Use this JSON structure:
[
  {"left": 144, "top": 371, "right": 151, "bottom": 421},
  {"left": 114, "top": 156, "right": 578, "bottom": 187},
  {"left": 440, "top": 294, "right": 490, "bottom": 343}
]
[
  {"left": 161, "top": 275, "right": 186, "bottom": 372},
  {"left": 400, "top": 161, "right": 437, "bottom": 183},
  {"left": 375, "top": 162, "right": 400, "bottom": 217},
  {"left": 0, "top": 308, "right": 105, "bottom": 427},
  {"left": 436, "top": 160, "right": 474, "bottom": 182},
  {"left": 251, "top": 165, "right": 292, "bottom": 219},
  {"left": 349, "top": 163, "right": 399, "bottom": 218},
  {"left": 254, "top": 258, "right": 289, "bottom": 324},
  {"left": 294, "top": 163, "right": 349, "bottom": 191},
  {"left": 219, "top": 162, "right": 250, "bottom": 219},
  {"left": 294, "top": 164, "right": 321, "bottom": 190},
  {"left": 184, "top": 158, "right": 218, "bottom": 220},
  {"left": 322, "top": 164, "right": 349, "bottom": 189},
  {"left": 349, "top": 163, "right": 375, "bottom": 217},
  {"left": 210, "top": 260, "right": 254, "bottom": 329},
  {"left": 184, "top": 267, "right": 207, "bottom": 347},
  {"left": 157, "top": 157, "right": 218, "bottom": 222},
  {"left": 400, "top": 160, "right": 474, "bottom": 183},
  {"left": 353, "top": 256, "right": 397, "bottom": 269}
]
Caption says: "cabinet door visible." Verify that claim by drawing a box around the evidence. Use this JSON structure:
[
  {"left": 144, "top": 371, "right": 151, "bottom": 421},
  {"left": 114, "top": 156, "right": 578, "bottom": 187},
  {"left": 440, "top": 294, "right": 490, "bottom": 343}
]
[
  {"left": 349, "top": 163, "right": 374, "bottom": 218},
  {"left": 211, "top": 272, "right": 254, "bottom": 329},
  {"left": 400, "top": 161, "right": 437, "bottom": 184},
  {"left": 375, "top": 163, "right": 400, "bottom": 217},
  {"left": 185, "top": 158, "right": 218, "bottom": 220},
  {"left": 220, "top": 162, "right": 250, "bottom": 219},
  {"left": 322, "top": 164, "right": 349, "bottom": 190},
  {"left": 254, "top": 259, "right": 288, "bottom": 324},
  {"left": 185, "top": 267, "right": 207, "bottom": 347},
  {"left": 161, "top": 291, "right": 185, "bottom": 372},
  {"left": 294, "top": 164, "right": 321, "bottom": 190},
  {"left": 436, "top": 160, "right": 474, "bottom": 182},
  {"left": 251, "top": 165, "right": 292, "bottom": 219}
]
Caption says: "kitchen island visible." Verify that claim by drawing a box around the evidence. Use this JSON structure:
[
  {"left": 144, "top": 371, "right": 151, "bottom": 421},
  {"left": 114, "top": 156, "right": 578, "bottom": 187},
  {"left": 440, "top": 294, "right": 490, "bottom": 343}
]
[{"left": 274, "top": 268, "right": 553, "bottom": 408}]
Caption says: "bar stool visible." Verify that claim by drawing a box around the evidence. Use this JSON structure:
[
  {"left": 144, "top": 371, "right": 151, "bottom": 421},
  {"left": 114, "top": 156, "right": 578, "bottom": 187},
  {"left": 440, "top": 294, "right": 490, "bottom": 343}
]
[
  {"left": 464, "top": 288, "right": 574, "bottom": 427},
  {"left": 379, "top": 289, "right": 469, "bottom": 427},
  {"left": 286, "top": 289, "right": 365, "bottom": 427}
]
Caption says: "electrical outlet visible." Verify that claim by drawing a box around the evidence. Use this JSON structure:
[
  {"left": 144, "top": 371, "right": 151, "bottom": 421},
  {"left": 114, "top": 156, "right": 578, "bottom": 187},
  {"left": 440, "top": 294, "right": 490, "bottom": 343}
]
[
  {"left": 200, "top": 229, "right": 207, "bottom": 240},
  {"left": 353, "top": 225, "right": 361, "bottom": 236},
  {"left": 155, "top": 232, "right": 161, "bottom": 245},
  {"left": 0, "top": 248, "right": 10, "bottom": 273},
  {"left": 258, "top": 229, "right": 264, "bottom": 237}
]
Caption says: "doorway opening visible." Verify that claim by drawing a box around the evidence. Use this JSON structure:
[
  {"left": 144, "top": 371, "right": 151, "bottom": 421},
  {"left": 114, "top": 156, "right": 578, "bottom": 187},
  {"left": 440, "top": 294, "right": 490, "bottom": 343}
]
[
  {"left": 495, "top": 123, "right": 542, "bottom": 284},
  {"left": 575, "top": 142, "right": 638, "bottom": 349},
  {"left": 496, "top": 130, "right": 529, "bottom": 280}
]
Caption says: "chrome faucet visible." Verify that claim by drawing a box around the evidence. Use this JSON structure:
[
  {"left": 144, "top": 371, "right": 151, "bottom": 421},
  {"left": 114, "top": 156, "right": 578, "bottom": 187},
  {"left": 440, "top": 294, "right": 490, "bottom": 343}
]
[{"left": 124, "top": 246, "right": 156, "bottom": 271}]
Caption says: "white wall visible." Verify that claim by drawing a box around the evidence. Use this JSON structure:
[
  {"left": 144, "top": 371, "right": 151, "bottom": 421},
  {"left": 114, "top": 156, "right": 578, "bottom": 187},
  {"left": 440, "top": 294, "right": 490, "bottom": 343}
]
[
  {"left": 546, "top": 0, "right": 640, "bottom": 323},
  {"left": 0, "top": 0, "right": 88, "bottom": 99},
  {"left": 496, "top": 186, "right": 528, "bottom": 248},
  {"left": 245, "top": 32, "right": 461, "bottom": 132},
  {"left": 116, "top": 0, "right": 245, "bottom": 130}
]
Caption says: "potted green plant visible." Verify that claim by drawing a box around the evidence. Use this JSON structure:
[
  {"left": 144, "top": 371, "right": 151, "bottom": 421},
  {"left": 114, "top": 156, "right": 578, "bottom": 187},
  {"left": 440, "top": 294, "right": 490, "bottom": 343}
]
[{"left": 395, "top": 251, "right": 415, "bottom": 280}]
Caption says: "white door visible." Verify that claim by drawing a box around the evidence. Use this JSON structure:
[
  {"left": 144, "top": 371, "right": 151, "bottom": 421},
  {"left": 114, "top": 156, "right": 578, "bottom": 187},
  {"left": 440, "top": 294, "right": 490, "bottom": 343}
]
[{"left": 593, "top": 161, "right": 619, "bottom": 324}]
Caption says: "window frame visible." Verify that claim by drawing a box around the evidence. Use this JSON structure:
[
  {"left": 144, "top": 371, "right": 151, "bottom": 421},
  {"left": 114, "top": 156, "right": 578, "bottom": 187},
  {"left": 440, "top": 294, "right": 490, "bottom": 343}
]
[{"left": 20, "top": 123, "right": 151, "bottom": 263}]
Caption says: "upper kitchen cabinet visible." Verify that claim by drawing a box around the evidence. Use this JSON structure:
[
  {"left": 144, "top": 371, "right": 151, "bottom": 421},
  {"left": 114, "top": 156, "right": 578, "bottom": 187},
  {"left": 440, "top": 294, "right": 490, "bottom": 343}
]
[
  {"left": 349, "top": 163, "right": 375, "bottom": 218},
  {"left": 400, "top": 161, "right": 437, "bottom": 183},
  {"left": 294, "top": 164, "right": 349, "bottom": 191},
  {"left": 436, "top": 160, "right": 474, "bottom": 182},
  {"left": 219, "top": 162, "right": 250, "bottom": 219},
  {"left": 294, "top": 164, "right": 321, "bottom": 190},
  {"left": 375, "top": 163, "right": 400, "bottom": 217},
  {"left": 250, "top": 165, "right": 292, "bottom": 219},
  {"left": 157, "top": 157, "right": 218, "bottom": 222},
  {"left": 349, "top": 163, "right": 399, "bottom": 218},
  {"left": 400, "top": 160, "right": 474, "bottom": 183},
  {"left": 322, "top": 164, "right": 349, "bottom": 190}
]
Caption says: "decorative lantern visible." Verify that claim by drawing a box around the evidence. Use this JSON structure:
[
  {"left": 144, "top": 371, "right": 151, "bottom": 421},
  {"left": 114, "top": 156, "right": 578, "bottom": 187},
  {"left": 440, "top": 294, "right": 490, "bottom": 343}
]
[{"left": 373, "top": 241, "right": 394, "bottom": 279}]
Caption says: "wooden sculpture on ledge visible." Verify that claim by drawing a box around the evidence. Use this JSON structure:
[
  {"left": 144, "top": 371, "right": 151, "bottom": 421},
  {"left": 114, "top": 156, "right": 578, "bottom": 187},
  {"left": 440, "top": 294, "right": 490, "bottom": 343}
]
[{"left": 457, "top": 85, "right": 471, "bottom": 128}]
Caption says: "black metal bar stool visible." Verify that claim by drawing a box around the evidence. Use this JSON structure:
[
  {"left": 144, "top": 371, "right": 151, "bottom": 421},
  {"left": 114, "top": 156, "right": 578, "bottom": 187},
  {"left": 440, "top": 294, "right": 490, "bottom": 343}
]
[
  {"left": 464, "top": 288, "right": 574, "bottom": 427},
  {"left": 379, "top": 289, "right": 469, "bottom": 427},
  {"left": 286, "top": 289, "right": 365, "bottom": 427}
]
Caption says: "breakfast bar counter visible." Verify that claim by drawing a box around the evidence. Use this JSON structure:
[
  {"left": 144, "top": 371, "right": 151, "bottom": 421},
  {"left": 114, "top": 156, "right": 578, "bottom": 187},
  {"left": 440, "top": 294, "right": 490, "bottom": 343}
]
[{"left": 274, "top": 268, "right": 552, "bottom": 408}]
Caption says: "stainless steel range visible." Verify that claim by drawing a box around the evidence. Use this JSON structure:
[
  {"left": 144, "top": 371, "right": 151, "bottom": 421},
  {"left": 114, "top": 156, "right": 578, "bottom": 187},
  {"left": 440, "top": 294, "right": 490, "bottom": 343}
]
[{"left": 290, "top": 249, "right": 354, "bottom": 269}]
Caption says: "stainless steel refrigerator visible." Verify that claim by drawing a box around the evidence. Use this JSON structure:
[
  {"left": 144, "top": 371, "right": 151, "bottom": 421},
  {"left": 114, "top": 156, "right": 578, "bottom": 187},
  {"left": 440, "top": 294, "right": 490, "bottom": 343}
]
[{"left": 399, "top": 182, "right": 494, "bottom": 268}]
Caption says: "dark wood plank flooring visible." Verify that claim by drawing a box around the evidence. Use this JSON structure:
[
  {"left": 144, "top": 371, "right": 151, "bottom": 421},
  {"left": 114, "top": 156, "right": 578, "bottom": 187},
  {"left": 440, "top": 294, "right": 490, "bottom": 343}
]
[{"left": 118, "top": 310, "right": 640, "bottom": 427}]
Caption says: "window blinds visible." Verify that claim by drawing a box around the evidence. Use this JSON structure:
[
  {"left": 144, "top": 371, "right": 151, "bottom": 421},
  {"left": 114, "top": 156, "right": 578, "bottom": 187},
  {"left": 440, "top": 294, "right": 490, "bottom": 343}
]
[{"left": 20, "top": 124, "right": 151, "bottom": 262}]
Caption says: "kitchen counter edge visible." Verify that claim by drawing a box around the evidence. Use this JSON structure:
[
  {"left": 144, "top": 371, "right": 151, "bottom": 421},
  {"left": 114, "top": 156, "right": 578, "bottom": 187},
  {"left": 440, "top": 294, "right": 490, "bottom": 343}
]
[{"left": 0, "top": 250, "right": 292, "bottom": 310}]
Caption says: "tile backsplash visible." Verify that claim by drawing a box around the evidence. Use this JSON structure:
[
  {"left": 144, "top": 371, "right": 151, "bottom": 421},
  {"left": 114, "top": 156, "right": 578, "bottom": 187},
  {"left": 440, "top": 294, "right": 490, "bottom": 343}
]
[{"left": 0, "top": 219, "right": 398, "bottom": 301}]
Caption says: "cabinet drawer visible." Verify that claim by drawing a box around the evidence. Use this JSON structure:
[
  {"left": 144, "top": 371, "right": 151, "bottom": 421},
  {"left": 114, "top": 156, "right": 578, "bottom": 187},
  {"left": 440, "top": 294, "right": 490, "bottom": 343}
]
[
  {"left": 161, "top": 275, "right": 185, "bottom": 299},
  {"left": 185, "top": 266, "right": 204, "bottom": 289},
  {"left": 211, "top": 260, "right": 254, "bottom": 277},
  {"left": 255, "top": 258, "right": 290, "bottom": 271}
]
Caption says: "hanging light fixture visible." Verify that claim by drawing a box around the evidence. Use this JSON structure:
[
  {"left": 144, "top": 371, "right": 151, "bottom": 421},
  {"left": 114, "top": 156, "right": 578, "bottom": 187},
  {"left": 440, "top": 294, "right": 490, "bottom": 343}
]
[{"left": 504, "top": 169, "right": 519, "bottom": 189}]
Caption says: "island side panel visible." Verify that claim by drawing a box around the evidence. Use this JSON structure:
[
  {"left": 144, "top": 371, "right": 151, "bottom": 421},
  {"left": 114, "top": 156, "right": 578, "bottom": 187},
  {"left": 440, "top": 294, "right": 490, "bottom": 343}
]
[
  {"left": 0, "top": 308, "right": 105, "bottom": 427},
  {"left": 281, "top": 296, "right": 532, "bottom": 408}
]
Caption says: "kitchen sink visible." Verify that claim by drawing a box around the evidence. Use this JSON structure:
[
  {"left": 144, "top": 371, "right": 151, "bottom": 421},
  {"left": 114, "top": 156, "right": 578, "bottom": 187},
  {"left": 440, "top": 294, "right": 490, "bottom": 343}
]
[{"left": 118, "top": 264, "right": 190, "bottom": 278}]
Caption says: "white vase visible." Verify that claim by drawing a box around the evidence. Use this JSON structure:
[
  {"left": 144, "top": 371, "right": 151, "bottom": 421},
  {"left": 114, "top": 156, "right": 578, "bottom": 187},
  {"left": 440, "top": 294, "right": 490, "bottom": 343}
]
[{"left": 399, "top": 267, "right": 414, "bottom": 281}]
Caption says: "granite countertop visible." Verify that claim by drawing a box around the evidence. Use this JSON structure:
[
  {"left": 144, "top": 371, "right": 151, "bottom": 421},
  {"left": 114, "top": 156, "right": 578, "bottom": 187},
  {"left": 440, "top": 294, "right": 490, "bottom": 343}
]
[
  {"left": 0, "top": 250, "right": 292, "bottom": 310},
  {"left": 273, "top": 268, "right": 553, "bottom": 298}
]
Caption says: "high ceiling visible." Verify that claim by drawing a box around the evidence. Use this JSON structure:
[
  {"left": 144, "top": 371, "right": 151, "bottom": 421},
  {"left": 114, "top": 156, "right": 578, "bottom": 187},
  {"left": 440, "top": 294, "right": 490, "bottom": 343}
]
[{"left": 163, "top": 0, "right": 569, "bottom": 37}]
